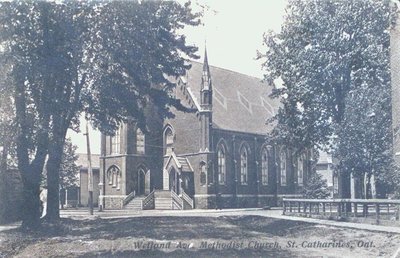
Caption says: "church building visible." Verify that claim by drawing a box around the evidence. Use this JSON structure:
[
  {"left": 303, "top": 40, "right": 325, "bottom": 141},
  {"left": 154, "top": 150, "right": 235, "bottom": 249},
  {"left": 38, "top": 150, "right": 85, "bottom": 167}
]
[{"left": 98, "top": 51, "right": 312, "bottom": 210}]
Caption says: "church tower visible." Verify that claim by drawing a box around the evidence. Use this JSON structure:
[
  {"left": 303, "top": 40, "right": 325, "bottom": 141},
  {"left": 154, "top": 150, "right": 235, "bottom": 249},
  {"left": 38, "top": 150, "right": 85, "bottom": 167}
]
[{"left": 200, "top": 48, "right": 213, "bottom": 152}]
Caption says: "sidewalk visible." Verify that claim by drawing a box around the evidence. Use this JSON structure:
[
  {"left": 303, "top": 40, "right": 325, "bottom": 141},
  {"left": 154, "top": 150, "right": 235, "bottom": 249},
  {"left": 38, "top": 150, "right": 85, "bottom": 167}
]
[{"left": 59, "top": 207, "right": 400, "bottom": 234}]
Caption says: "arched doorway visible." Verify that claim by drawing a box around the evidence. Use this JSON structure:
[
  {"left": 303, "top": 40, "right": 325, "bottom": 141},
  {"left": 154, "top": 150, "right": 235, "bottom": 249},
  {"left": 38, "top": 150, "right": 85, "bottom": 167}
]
[
  {"left": 169, "top": 168, "right": 180, "bottom": 194},
  {"left": 137, "top": 167, "right": 150, "bottom": 196}
]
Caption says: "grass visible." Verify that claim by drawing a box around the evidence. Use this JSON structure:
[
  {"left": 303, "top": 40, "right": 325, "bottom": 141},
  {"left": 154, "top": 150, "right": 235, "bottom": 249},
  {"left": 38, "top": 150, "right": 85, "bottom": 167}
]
[{"left": 0, "top": 215, "right": 399, "bottom": 257}]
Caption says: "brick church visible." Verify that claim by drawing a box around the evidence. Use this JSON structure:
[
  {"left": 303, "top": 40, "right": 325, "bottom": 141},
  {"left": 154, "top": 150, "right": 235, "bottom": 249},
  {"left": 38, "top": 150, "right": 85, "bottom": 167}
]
[{"left": 98, "top": 51, "right": 312, "bottom": 210}]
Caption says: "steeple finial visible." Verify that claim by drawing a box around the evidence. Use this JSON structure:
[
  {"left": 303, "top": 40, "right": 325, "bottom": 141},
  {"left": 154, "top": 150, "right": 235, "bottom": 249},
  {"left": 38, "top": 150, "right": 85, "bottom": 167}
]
[{"left": 203, "top": 45, "right": 210, "bottom": 76}]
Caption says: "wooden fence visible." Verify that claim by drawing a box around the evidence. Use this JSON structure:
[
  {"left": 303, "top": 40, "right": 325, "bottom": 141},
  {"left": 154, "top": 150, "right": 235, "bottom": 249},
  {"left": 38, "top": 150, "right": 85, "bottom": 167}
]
[{"left": 282, "top": 198, "right": 400, "bottom": 224}]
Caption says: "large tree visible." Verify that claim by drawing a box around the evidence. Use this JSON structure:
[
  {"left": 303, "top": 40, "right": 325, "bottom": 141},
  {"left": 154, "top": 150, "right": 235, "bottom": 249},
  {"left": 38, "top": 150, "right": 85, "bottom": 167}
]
[
  {"left": 0, "top": 62, "right": 16, "bottom": 223},
  {"left": 0, "top": 0, "right": 200, "bottom": 229},
  {"left": 260, "top": 0, "right": 397, "bottom": 197}
]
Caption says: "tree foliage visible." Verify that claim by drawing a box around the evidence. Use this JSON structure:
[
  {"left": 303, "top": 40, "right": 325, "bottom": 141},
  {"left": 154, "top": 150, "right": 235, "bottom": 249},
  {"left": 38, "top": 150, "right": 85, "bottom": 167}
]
[
  {"left": 302, "top": 172, "right": 331, "bottom": 199},
  {"left": 42, "top": 138, "right": 79, "bottom": 189},
  {"left": 84, "top": 1, "right": 200, "bottom": 133},
  {"left": 260, "top": 0, "right": 396, "bottom": 196},
  {"left": 0, "top": 0, "right": 200, "bottom": 229},
  {"left": 59, "top": 139, "right": 79, "bottom": 189}
]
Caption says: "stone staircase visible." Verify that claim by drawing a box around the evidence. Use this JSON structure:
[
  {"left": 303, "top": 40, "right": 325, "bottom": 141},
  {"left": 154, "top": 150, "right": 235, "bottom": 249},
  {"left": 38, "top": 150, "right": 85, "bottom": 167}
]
[
  {"left": 154, "top": 190, "right": 173, "bottom": 209},
  {"left": 123, "top": 190, "right": 194, "bottom": 210},
  {"left": 123, "top": 196, "right": 145, "bottom": 210}
]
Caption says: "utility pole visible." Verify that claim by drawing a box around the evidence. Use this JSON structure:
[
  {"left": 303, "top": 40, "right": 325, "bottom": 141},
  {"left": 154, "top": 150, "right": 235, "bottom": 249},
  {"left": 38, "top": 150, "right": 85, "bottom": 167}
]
[{"left": 85, "top": 122, "right": 94, "bottom": 215}]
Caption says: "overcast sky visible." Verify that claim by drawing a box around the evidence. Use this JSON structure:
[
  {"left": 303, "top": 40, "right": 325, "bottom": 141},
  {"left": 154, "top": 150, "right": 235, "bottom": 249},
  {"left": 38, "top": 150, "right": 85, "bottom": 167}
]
[{"left": 69, "top": 0, "right": 287, "bottom": 154}]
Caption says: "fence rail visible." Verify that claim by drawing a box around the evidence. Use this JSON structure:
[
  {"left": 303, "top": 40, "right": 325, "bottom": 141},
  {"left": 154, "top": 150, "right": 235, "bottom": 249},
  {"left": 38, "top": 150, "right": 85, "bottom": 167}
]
[{"left": 282, "top": 198, "right": 400, "bottom": 224}]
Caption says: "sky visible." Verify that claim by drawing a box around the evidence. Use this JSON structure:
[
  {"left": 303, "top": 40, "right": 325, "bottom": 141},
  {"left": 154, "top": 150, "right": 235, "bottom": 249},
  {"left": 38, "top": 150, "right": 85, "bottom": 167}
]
[{"left": 68, "top": 0, "right": 287, "bottom": 154}]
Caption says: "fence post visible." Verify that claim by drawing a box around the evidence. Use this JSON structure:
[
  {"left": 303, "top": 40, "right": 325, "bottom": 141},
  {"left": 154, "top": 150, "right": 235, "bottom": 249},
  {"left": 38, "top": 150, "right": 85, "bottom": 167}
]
[
  {"left": 309, "top": 203, "right": 312, "bottom": 217},
  {"left": 322, "top": 203, "right": 326, "bottom": 216},
  {"left": 353, "top": 203, "right": 357, "bottom": 217},
  {"left": 283, "top": 200, "right": 286, "bottom": 215},
  {"left": 375, "top": 203, "right": 380, "bottom": 225},
  {"left": 363, "top": 204, "right": 368, "bottom": 217},
  {"left": 289, "top": 201, "right": 292, "bottom": 213},
  {"left": 298, "top": 202, "right": 301, "bottom": 213}
]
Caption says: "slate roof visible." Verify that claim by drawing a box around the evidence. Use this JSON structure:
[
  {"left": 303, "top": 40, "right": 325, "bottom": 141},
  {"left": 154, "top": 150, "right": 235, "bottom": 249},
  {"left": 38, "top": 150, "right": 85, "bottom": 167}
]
[
  {"left": 165, "top": 153, "right": 194, "bottom": 173},
  {"left": 176, "top": 156, "right": 193, "bottom": 173},
  {"left": 77, "top": 153, "right": 100, "bottom": 169},
  {"left": 183, "top": 61, "right": 280, "bottom": 135}
]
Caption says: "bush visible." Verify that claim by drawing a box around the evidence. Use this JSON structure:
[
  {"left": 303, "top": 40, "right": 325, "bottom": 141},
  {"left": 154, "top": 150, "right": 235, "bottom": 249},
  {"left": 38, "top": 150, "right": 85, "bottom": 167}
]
[{"left": 303, "top": 172, "right": 331, "bottom": 199}]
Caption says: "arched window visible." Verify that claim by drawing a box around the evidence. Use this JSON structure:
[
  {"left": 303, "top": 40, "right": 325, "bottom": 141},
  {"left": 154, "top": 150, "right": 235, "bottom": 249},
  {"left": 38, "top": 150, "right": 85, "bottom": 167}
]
[
  {"left": 111, "top": 128, "right": 120, "bottom": 154},
  {"left": 280, "top": 149, "right": 287, "bottom": 186},
  {"left": 297, "top": 154, "right": 304, "bottom": 186},
  {"left": 164, "top": 126, "right": 174, "bottom": 155},
  {"left": 261, "top": 148, "right": 268, "bottom": 185},
  {"left": 200, "top": 162, "right": 207, "bottom": 186},
  {"left": 136, "top": 128, "right": 145, "bottom": 154},
  {"left": 217, "top": 145, "right": 226, "bottom": 184},
  {"left": 107, "top": 165, "right": 121, "bottom": 190},
  {"left": 240, "top": 146, "right": 248, "bottom": 185}
]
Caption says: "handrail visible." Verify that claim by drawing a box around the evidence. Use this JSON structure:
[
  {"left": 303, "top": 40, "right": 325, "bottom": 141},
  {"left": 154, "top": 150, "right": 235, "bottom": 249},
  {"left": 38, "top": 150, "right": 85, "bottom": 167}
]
[
  {"left": 122, "top": 191, "right": 136, "bottom": 206},
  {"left": 181, "top": 190, "right": 193, "bottom": 209},
  {"left": 171, "top": 190, "right": 183, "bottom": 210},
  {"left": 142, "top": 190, "right": 155, "bottom": 210}
]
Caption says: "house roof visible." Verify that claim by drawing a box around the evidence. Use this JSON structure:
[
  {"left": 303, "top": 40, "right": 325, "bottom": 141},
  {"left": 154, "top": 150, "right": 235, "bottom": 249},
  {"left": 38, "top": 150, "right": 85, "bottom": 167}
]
[
  {"left": 76, "top": 153, "right": 100, "bottom": 169},
  {"left": 183, "top": 61, "right": 279, "bottom": 135}
]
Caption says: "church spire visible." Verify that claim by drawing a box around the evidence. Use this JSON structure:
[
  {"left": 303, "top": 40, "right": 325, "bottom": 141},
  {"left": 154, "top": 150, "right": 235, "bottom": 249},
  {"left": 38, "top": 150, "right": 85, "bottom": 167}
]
[
  {"left": 199, "top": 46, "right": 212, "bottom": 152},
  {"left": 201, "top": 47, "right": 211, "bottom": 91}
]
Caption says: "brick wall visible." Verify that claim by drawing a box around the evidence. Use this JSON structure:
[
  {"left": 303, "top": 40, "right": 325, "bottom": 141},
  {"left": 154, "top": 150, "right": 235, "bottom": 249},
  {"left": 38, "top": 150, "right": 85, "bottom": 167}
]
[{"left": 79, "top": 169, "right": 100, "bottom": 206}]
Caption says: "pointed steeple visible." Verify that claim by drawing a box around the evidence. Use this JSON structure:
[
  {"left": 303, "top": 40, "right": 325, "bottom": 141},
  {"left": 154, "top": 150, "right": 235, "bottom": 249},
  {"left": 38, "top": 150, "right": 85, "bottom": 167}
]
[
  {"left": 199, "top": 46, "right": 212, "bottom": 153},
  {"left": 201, "top": 47, "right": 212, "bottom": 91}
]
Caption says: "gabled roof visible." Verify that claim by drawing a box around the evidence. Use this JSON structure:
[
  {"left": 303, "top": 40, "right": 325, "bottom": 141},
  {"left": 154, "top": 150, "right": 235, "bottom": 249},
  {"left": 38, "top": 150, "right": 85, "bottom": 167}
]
[
  {"left": 176, "top": 156, "right": 193, "bottom": 173},
  {"left": 182, "top": 61, "right": 279, "bottom": 135},
  {"left": 164, "top": 152, "right": 193, "bottom": 173}
]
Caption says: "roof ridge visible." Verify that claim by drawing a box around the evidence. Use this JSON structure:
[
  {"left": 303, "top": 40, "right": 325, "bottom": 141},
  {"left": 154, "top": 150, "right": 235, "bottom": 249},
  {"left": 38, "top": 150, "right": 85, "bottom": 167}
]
[{"left": 189, "top": 60, "right": 264, "bottom": 81}]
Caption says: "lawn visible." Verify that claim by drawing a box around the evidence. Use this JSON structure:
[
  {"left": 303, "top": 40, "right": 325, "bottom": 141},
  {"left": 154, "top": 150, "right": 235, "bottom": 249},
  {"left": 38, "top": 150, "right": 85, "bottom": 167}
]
[{"left": 0, "top": 215, "right": 399, "bottom": 257}]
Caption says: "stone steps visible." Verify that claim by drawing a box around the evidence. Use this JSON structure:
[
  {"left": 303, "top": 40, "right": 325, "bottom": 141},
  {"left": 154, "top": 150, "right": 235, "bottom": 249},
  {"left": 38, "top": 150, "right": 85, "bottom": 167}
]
[{"left": 123, "top": 197, "right": 145, "bottom": 210}]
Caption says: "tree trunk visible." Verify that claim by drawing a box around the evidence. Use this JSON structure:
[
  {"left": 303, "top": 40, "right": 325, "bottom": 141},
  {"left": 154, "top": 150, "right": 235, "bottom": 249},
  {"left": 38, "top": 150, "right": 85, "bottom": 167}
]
[
  {"left": 14, "top": 71, "right": 49, "bottom": 230},
  {"left": 46, "top": 119, "right": 68, "bottom": 222},
  {"left": 46, "top": 140, "right": 64, "bottom": 222},
  {"left": 0, "top": 143, "right": 8, "bottom": 224},
  {"left": 339, "top": 170, "right": 351, "bottom": 199},
  {"left": 20, "top": 167, "right": 42, "bottom": 230}
]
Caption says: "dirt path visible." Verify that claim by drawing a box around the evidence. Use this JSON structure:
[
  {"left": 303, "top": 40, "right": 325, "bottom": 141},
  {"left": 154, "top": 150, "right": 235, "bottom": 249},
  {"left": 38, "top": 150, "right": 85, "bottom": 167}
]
[{"left": 0, "top": 216, "right": 399, "bottom": 257}]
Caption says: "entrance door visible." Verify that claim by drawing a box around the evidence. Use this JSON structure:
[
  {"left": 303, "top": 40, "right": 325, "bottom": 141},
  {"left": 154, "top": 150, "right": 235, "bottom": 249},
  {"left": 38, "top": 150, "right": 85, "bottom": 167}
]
[
  {"left": 169, "top": 168, "right": 181, "bottom": 194},
  {"left": 138, "top": 169, "right": 146, "bottom": 196}
]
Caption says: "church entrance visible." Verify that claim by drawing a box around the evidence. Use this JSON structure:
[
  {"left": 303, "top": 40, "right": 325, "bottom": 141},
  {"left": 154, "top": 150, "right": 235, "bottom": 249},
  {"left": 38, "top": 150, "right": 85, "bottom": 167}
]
[
  {"left": 169, "top": 168, "right": 181, "bottom": 195},
  {"left": 137, "top": 167, "right": 150, "bottom": 196}
]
